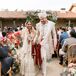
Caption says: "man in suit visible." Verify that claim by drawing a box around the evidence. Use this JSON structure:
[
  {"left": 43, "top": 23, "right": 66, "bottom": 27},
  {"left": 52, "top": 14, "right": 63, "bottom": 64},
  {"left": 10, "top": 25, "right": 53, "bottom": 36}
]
[{"left": 36, "top": 12, "right": 57, "bottom": 76}]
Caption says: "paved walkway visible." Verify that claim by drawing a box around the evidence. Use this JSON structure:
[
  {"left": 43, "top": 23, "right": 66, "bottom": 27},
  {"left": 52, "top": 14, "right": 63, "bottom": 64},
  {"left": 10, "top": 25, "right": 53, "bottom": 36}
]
[
  {"left": 16, "top": 58, "right": 64, "bottom": 76},
  {"left": 36, "top": 58, "right": 64, "bottom": 76}
]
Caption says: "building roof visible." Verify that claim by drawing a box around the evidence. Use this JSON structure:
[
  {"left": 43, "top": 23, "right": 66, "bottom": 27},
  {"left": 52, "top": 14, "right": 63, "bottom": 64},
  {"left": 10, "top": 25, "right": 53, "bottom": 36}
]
[
  {"left": 56, "top": 3, "right": 76, "bottom": 19},
  {"left": 0, "top": 11, "right": 26, "bottom": 19},
  {"left": 0, "top": 9, "right": 76, "bottom": 19},
  {"left": 57, "top": 11, "right": 76, "bottom": 19},
  {"left": 69, "top": 3, "right": 76, "bottom": 11}
]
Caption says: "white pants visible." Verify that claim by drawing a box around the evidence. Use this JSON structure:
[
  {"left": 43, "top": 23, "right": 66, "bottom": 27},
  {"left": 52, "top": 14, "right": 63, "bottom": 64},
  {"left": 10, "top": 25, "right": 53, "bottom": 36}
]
[
  {"left": 41, "top": 45, "right": 46, "bottom": 76},
  {"left": 41, "top": 43, "right": 52, "bottom": 76}
]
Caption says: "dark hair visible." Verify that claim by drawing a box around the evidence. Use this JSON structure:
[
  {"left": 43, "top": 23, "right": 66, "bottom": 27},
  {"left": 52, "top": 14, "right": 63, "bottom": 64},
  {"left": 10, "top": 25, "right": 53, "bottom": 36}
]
[
  {"left": 15, "top": 28, "right": 18, "bottom": 31},
  {"left": 59, "top": 26, "right": 62, "bottom": 29},
  {"left": 62, "top": 27, "right": 66, "bottom": 32},
  {"left": 20, "top": 27, "right": 22, "bottom": 30},
  {"left": 70, "top": 31, "right": 76, "bottom": 38},
  {"left": 2, "top": 32, "right": 6, "bottom": 37},
  {"left": 25, "top": 21, "right": 34, "bottom": 27}
]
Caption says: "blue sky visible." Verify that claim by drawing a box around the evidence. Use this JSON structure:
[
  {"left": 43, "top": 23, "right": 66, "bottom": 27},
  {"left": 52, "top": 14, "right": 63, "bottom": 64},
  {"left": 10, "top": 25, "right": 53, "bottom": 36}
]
[{"left": 0, "top": 0, "right": 76, "bottom": 11}]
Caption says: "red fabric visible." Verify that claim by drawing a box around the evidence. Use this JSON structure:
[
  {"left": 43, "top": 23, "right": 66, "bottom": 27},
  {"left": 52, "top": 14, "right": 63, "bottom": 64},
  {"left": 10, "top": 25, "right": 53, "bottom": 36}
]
[
  {"left": 14, "top": 31, "right": 21, "bottom": 36},
  {"left": 7, "top": 33, "right": 13, "bottom": 42},
  {"left": 14, "top": 31, "right": 21, "bottom": 46},
  {"left": 15, "top": 40, "right": 20, "bottom": 47},
  {"left": 1, "top": 37, "right": 6, "bottom": 42},
  {"left": 32, "top": 44, "right": 42, "bottom": 66}
]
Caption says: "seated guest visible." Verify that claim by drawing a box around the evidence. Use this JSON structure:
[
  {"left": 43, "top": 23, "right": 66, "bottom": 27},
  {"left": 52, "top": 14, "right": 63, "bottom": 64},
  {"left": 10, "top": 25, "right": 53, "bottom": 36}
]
[
  {"left": 0, "top": 44, "right": 13, "bottom": 76},
  {"left": 59, "top": 31, "right": 76, "bottom": 65},
  {"left": 60, "top": 27, "right": 69, "bottom": 46}
]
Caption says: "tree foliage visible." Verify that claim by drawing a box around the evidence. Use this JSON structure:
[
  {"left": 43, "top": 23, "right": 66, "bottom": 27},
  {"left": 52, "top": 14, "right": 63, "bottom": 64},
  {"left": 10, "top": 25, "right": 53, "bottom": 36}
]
[{"left": 26, "top": 11, "right": 57, "bottom": 27}]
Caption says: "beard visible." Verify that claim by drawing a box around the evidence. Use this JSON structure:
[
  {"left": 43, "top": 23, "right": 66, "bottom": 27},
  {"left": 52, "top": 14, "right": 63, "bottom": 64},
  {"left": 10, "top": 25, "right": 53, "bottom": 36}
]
[{"left": 41, "top": 20, "right": 48, "bottom": 25}]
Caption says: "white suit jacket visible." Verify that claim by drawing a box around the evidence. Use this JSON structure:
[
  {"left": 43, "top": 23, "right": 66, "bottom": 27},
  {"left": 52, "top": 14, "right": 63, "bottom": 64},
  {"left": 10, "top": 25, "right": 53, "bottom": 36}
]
[{"left": 36, "top": 20, "right": 57, "bottom": 54}]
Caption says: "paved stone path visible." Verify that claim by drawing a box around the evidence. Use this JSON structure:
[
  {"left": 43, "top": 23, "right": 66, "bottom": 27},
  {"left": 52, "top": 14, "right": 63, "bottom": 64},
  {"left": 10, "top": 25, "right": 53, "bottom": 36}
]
[
  {"left": 36, "top": 58, "right": 64, "bottom": 76},
  {"left": 16, "top": 58, "right": 64, "bottom": 76}
]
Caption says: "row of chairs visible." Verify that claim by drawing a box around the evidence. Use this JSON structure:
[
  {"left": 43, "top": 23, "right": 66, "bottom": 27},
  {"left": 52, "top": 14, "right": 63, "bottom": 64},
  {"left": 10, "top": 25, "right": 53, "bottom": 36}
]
[
  {"left": 67, "top": 44, "right": 76, "bottom": 64},
  {"left": 62, "top": 44, "right": 76, "bottom": 65}
]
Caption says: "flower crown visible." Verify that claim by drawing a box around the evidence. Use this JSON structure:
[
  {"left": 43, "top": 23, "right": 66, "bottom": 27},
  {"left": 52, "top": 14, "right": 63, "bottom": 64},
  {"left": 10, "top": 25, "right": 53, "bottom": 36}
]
[{"left": 26, "top": 16, "right": 33, "bottom": 23}]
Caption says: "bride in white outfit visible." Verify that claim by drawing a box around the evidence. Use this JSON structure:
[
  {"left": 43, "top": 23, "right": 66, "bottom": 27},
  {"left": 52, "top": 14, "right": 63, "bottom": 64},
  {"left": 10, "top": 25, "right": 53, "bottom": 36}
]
[{"left": 17, "top": 20, "right": 36, "bottom": 76}]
